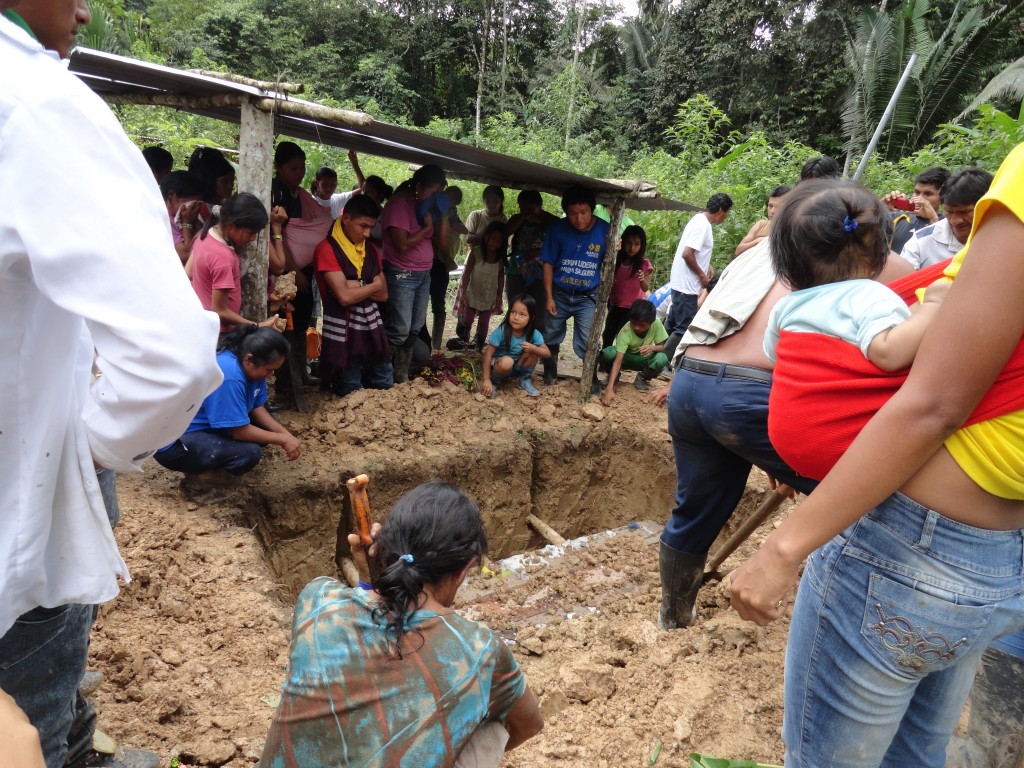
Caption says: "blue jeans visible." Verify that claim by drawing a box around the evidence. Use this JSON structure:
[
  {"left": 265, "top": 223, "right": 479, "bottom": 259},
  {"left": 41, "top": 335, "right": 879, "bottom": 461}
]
[
  {"left": 154, "top": 430, "right": 262, "bottom": 475},
  {"left": 784, "top": 493, "right": 1024, "bottom": 768},
  {"left": 0, "top": 469, "right": 119, "bottom": 768},
  {"left": 663, "top": 365, "right": 816, "bottom": 555},
  {"left": 333, "top": 361, "right": 394, "bottom": 397},
  {"left": 666, "top": 290, "right": 699, "bottom": 336},
  {"left": 543, "top": 286, "right": 597, "bottom": 360},
  {"left": 384, "top": 264, "right": 431, "bottom": 348}
]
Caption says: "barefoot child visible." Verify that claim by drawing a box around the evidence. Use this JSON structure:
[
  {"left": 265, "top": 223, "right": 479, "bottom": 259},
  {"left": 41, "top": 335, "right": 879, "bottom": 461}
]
[
  {"left": 600, "top": 298, "right": 669, "bottom": 405},
  {"left": 461, "top": 221, "right": 507, "bottom": 351},
  {"left": 481, "top": 294, "right": 549, "bottom": 398},
  {"left": 765, "top": 180, "right": 949, "bottom": 480}
]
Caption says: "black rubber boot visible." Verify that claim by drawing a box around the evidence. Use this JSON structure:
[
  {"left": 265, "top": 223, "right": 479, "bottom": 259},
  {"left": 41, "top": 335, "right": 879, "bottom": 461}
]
[
  {"left": 658, "top": 541, "right": 707, "bottom": 630},
  {"left": 542, "top": 344, "right": 559, "bottom": 385},
  {"left": 431, "top": 313, "right": 446, "bottom": 351},
  {"left": 393, "top": 342, "right": 415, "bottom": 384}
]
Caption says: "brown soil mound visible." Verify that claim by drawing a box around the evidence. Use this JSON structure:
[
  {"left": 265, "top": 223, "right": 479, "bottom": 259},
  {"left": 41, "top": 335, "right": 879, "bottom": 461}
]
[{"left": 89, "top": 370, "right": 793, "bottom": 767}]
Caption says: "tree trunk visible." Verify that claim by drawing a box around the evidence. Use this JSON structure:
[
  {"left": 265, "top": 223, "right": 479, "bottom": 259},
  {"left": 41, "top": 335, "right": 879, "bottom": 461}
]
[
  {"left": 579, "top": 197, "right": 624, "bottom": 403},
  {"left": 499, "top": 0, "right": 509, "bottom": 111},
  {"left": 474, "top": 0, "right": 492, "bottom": 138},
  {"left": 237, "top": 99, "right": 274, "bottom": 325},
  {"left": 565, "top": 1, "right": 586, "bottom": 150}
]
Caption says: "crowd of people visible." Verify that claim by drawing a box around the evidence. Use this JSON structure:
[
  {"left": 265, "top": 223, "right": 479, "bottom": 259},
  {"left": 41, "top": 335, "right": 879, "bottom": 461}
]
[{"left": 3, "top": 2, "right": 1024, "bottom": 767}]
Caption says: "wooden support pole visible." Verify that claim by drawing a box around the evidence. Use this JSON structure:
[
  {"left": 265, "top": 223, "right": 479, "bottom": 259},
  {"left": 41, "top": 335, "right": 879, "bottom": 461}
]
[
  {"left": 237, "top": 98, "right": 274, "bottom": 325},
  {"left": 702, "top": 488, "right": 790, "bottom": 580},
  {"left": 527, "top": 514, "right": 566, "bottom": 546},
  {"left": 187, "top": 69, "right": 305, "bottom": 94},
  {"left": 578, "top": 196, "right": 625, "bottom": 402},
  {"left": 253, "top": 98, "right": 373, "bottom": 128},
  {"left": 102, "top": 93, "right": 246, "bottom": 109}
]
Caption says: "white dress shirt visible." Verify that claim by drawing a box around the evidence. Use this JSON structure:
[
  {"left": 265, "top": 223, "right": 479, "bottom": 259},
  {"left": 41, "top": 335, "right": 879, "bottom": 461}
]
[{"left": 0, "top": 19, "right": 223, "bottom": 635}]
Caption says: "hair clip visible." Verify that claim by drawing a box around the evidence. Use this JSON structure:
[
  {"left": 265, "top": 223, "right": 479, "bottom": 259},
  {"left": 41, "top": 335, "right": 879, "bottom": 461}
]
[
  {"left": 399, "top": 554, "right": 414, "bottom": 564},
  {"left": 843, "top": 215, "right": 859, "bottom": 232}
]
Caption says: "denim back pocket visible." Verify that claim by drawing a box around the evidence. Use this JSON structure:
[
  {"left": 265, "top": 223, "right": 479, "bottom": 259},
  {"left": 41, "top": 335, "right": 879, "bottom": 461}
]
[
  {"left": 860, "top": 572, "right": 996, "bottom": 677},
  {"left": 0, "top": 605, "right": 71, "bottom": 670}
]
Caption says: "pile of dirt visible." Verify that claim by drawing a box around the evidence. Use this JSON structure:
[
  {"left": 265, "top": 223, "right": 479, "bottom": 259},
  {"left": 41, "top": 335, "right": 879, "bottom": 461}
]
[{"left": 89, "top": 368, "right": 794, "bottom": 767}]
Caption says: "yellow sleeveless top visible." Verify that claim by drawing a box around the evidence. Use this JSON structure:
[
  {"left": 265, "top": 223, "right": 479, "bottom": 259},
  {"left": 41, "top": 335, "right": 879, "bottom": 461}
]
[{"left": 940, "top": 143, "right": 1024, "bottom": 499}]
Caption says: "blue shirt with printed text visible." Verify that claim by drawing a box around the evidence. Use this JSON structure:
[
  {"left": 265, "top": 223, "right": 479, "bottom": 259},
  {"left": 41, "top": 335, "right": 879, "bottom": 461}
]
[{"left": 539, "top": 216, "right": 611, "bottom": 292}]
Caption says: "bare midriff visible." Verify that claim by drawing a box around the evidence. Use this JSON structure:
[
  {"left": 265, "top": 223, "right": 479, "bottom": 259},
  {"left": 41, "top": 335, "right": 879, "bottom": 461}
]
[{"left": 685, "top": 280, "right": 790, "bottom": 371}]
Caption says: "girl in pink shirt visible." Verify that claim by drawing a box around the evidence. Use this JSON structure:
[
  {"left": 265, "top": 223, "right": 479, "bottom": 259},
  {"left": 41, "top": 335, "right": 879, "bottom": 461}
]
[{"left": 602, "top": 225, "right": 652, "bottom": 348}]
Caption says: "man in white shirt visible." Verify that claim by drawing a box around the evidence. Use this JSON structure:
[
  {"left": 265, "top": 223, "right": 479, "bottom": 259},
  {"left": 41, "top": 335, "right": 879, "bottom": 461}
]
[
  {"left": 664, "top": 193, "right": 732, "bottom": 363},
  {"left": 899, "top": 167, "right": 993, "bottom": 270},
  {"left": 0, "top": 4, "right": 222, "bottom": 766}
]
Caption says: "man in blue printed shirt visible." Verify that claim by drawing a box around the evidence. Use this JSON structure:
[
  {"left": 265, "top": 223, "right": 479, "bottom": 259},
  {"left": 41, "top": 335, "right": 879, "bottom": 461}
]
[{"left": 539, "top": 185, "right": 611, "bottom": 385}]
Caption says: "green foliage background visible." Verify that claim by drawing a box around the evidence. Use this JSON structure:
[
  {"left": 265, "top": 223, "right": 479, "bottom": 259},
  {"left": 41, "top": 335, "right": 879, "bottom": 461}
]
[{"left": 89, "top": 0, "right": 1024, "bottom": 279}]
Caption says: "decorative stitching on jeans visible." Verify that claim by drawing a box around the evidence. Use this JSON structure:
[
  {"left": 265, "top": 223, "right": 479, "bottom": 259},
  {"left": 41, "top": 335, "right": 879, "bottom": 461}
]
[{"left": 867, "top": 602, "right": 967, "bottom": 670}]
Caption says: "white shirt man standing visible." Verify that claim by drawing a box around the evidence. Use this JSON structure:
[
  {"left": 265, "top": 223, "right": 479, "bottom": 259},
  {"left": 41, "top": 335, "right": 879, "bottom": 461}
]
[
  {"left": 0, "top": 4, "right": 222, "bottom": 766},
  {"left": 664, "top": 193, "right": 732, "bottom": 363}
]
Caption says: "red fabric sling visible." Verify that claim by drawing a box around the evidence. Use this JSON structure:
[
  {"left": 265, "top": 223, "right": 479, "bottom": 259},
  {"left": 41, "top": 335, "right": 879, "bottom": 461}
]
[{"left": 769, "top": 258, "right": 1024, "bottom": 480}]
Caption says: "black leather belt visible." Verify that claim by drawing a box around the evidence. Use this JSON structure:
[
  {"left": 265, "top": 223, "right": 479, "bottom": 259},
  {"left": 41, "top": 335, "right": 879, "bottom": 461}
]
[{"left": 679, "top": 356, "right": 773, "bottom": 384}]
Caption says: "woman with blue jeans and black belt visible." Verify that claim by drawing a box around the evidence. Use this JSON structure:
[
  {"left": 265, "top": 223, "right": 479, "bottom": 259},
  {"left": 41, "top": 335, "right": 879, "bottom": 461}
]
[{"left": 731, "top": 145, "right": 1024, "bottom": 767}]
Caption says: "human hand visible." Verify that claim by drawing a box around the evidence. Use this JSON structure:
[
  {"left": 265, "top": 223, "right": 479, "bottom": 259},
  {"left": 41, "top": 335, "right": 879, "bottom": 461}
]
[
  {"left": 766, "top": 476, "right": 796, "bottom": 499},
  {"left": 270, "top": 205, "right": 289, "bottom": 228},
  {"left": 912, "top": 196, "right": 938, "bottom": 223},
  {"left": 0, "top": 688, "right": 45, "bottom": 768},
  {"left": 546, "top": 297, "right": 557, "bottom": 316},
  {"left": 347, "top": 149, "right": 358, "bottom": 165},
  {"left": 730, "top": 538, "right": 802, "bottom": 626},
  {"left": 649, "top": 387, "right": 668, "bottom": 406},
  {"left": 347, "top": 522, "right": 382, "bottom": 585},
  {"left": 480, "top": 380, "right": 493, "bottom": 397},
  {"left": 257, "top": 314, "right": 282, "bottom": 330},
  {"left": 638, "top": 344, "right": 656, "bottom": 356},
  {"left": 281, "top": 434, "right": 301, "bottom": 461},
  {"left": 881, "top": 190, "right": 904, "bottom": 211},
  {"left": 922, "top": 278, "right": 951, "bottom": 306},
  {"left": 420, "top": 218, "right": 435, "bottom": 240}
]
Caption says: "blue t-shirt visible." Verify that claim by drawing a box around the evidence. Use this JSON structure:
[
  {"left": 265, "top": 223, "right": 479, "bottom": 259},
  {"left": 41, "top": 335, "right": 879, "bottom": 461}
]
[
  {"left": 185, "top": 350, "right": 267, "bottom": 433},
  {"left": 539, "top": 216, "right": 611, "bottom": 292},
  {"left": 488, "top": 326, "right": 543, "bottom": 362}
]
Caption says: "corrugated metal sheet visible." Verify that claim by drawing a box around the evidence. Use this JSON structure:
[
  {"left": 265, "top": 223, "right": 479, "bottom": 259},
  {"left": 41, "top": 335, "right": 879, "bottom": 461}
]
[{"left": 69, "top": 47, "right": 698, "bottom": 213}]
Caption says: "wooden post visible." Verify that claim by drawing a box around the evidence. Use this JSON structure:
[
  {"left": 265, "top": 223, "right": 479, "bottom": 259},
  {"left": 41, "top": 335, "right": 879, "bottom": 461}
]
[
  {"left": 237, "top": 98, "right": 274, "bottom": 323},
  {"left": 578, "top": 196, "right": 625, "bottom": 402}
]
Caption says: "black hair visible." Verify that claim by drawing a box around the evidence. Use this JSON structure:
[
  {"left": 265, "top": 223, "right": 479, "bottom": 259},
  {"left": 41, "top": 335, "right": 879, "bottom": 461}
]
[
  {"left": 518, "top": 189, "right": 543, "bottom": 207},
  {"left": 446, "top": 186, "right": 464, "bottom": 206},
  {"left": 770, "top": 179, "right": 890, "bottom": 291},
  {"left": 561, "top": 185, "right": 596, "bottom": 213},
  {"left": 372, "top": 482, "right": 488, "bottom": 655},
  {"left": 769, "top": 185, "right": 792, "bottom": 200},
  {"left": 342, "top": 193, "right": 383, "bottom": 221},
  {"left": 274, "top": 141, "right": 306, "bottom": 168},
  {"left": 364, "top": 175, "right": 393, "bottom": 200},
  {"left": 188, "top": 146, "right": 235, "bottom": 204},
  {"left": 480, "top": 220, "right": 508, "bottom": 261},
  {"left": 915, "top": 167, "right": 949, "bottom": 190},
  {"left": 800, "top": 156, "right": 841, "bottom": 181},
  {"left": 940, "top": 167, "right": 993, "bottom": 207},
  {"left": 395, "top": 164, "right": 447, "bottom": 197},
  {"left": 217, "top": 324, "right": 290, "bottom": 367},
  {"left": 617, "top": 224, "right": 647, "bottom": 272},
  {"left": 159, "top": 170, "right": 204, "bottom": 201},
  {"left": 315, "top": 166, "right": 338, "bottom": 182},
  {"left": 499, "top": 293, "right": 539, "bottom": 354},
  {"left": 706, "top": 193, "right": 733, "bottom": 213},
  {"left": 482, "top": 185, "right": 505, "bottom": 209},
  {"left": 199, "top": 192, "right": 269, "bottom": 240},
  {"left": 628, "top": 298, "right": 657, "bottom": 325},
  {"left": 142, "top": 146, "right": 173, "bottom": 174}
]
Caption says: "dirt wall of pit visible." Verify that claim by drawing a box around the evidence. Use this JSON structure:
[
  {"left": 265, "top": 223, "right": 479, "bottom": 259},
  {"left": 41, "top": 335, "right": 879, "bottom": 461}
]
[{"left": 243, "top": 421, "right": 677, "bottom": 596}]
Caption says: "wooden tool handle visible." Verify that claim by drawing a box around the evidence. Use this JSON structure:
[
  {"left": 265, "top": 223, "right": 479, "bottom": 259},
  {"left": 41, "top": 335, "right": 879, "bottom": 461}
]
[{"left": 346, "top": 474, "right": 373, "bottom": 547}]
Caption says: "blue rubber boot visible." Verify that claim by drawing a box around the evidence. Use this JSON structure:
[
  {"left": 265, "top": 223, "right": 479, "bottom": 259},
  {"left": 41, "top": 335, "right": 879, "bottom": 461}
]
[{"left": 518, "top": 366, "right": 540, "bottom": 397}]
